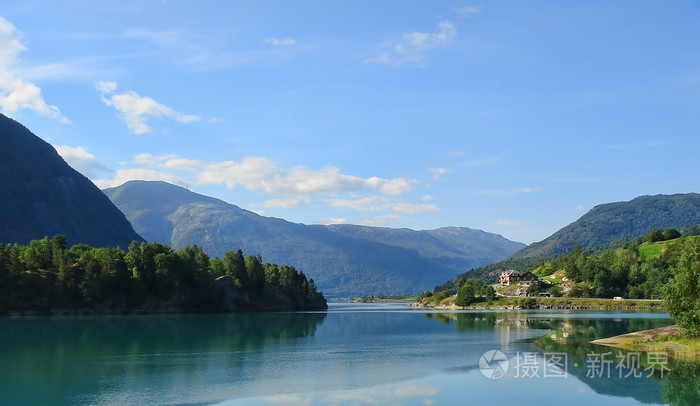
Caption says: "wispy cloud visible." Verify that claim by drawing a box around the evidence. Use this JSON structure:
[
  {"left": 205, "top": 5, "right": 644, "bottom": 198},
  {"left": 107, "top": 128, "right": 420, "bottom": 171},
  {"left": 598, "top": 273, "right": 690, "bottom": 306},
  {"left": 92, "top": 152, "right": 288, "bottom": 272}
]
[
  {"left": 360, "top": 215, "right": 406, "bottom": 226},
  {"left": 458, "top": 152, "right": 506, "bottom": 168},
  {"left": 94, "top": 168, "right": 190, "bottom": 189},
  {"left": 96, "top": 81, "right": 200, "bottom": 134},
  {"left": 427, "top": 167, "right": 451, "bottom": 180},
  {"left": 264, "top": 37, "right": 296, "bottom": 47},
  {"left": 365, "top": 21, "right": 457, "bottom": 67},
  {"left": 516, "top": 187, "right": 542, "bottom": 194},
  {"left": 393, "top": 202, "right": 438, "bottom": 214},
  {"left": 131, "top": 153, "right": 201, "bottom": 171},
  {"left": 261, "top": 197, "right": 308, "bottom": 208},
  {"left": 326, "top": 196, "right": 382, "bottom": 211},
  {"left": 456, "top": 6, "right": 482, "bottom": 18},
  {"left": 494, "top": 220, "right": 530, "bottom": 227},
  {"left": 122, "top": 28, "right": 298, "bottom": 70},
  {"left": 0, "top": 17, "right": 69, "bottom": 123},
  {"left": 54, "top": 145, "right": 111, "bottom": 178}
]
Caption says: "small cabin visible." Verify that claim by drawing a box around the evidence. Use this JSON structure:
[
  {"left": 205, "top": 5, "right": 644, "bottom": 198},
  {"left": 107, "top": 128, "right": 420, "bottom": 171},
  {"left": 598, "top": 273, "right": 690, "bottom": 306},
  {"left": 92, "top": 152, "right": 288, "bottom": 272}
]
[{"left": 499, "top": 270, "right": 521, "bottom": 286}]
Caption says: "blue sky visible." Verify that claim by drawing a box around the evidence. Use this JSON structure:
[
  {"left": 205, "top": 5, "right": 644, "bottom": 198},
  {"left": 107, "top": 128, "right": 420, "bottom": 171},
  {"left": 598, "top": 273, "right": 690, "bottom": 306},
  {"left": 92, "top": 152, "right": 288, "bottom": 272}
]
[{"left": 1, "top": 1, "right": 699, "bottom": 244}]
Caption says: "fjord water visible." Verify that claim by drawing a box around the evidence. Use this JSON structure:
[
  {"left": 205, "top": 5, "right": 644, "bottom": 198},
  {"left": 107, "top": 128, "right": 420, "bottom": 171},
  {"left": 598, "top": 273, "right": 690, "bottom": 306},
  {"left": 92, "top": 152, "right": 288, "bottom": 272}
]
[{"left": 1, "top": 304, "right": 697, "bottom": 406}]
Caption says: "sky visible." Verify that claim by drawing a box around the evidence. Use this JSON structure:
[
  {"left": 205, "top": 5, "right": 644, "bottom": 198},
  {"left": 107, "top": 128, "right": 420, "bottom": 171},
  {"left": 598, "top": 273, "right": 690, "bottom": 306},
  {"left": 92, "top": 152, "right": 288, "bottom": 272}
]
[{"left": 1, "top": 1, "right": 699, "bottom": 244}]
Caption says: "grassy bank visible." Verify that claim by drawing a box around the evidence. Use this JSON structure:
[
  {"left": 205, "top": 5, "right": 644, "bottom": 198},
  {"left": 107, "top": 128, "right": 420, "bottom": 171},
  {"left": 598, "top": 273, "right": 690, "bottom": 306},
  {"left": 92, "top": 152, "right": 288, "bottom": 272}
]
[{"left": 592, "top": 325, "right": 700, "bottom": 359}]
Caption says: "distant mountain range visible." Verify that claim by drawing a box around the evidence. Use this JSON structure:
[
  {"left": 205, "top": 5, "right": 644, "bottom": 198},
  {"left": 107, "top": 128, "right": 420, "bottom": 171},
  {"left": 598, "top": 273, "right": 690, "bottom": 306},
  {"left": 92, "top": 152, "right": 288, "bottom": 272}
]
[
  {"left": 104, "top": 181, "right": 525, "bottom": 297},
  {"left": 0, "top": 114, "right": 143, "bottom": 248},
  {"left": 511, "top": 193, "right": 700, "bottom": 259}
]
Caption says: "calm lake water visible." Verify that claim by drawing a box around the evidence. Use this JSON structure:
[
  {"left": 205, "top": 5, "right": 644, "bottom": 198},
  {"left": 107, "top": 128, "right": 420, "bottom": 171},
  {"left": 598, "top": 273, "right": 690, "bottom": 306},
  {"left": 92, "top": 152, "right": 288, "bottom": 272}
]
[{"left": 1, "top": 303, "right": 698, "bottom": 405}]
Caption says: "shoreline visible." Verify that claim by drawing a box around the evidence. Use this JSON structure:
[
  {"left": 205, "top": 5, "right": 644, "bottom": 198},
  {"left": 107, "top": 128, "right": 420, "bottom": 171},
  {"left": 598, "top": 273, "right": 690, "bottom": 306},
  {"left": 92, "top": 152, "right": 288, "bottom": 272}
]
[
  {"left": 590, "top": 325, "right": 700, "bottom": 359},
  {"left": 412, "top": 297, "right": 665, "bottom": 311}
]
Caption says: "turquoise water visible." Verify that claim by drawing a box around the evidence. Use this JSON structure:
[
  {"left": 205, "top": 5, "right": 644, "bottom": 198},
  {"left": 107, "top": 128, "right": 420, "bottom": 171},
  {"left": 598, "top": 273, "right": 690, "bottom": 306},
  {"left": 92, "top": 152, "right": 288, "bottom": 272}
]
[{"left": 1, "top": 303, "right": 696, "bottom": 405}]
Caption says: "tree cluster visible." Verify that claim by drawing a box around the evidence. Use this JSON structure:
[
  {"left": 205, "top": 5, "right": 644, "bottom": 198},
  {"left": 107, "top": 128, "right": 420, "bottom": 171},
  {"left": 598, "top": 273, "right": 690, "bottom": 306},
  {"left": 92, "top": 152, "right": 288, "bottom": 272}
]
[
  {"left": 0, "top": 236, "right": 326, "bottom": 314},
  {"left": 557, "top": 241, "right": 676, "bottom": 299},
  {"left": 664, "top": 238, "right": 700, "bottom": 337},
  {"left": 455, "top": 279, "right": 496, "bottom": 307}
]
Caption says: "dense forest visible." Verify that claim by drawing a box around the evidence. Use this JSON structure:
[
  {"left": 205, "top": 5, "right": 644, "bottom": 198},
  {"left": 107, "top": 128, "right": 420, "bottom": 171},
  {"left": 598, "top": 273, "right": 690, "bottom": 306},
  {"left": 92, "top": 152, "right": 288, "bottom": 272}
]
[
  {"left": 535, "top": 227, "right": 696, "bottom": 299},
  {"left": 0, "top": 236, "right": 327, "bottom": 314}
]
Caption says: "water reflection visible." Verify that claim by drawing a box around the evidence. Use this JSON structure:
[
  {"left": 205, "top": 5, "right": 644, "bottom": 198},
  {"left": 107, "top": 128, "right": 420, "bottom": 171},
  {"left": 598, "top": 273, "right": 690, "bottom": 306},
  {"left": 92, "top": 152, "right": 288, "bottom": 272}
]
[
  {"left": 0, "top": 312, "right": 327, "bottom": 406},
  {"left": 3, "top": 307, "right": 698, "bottom": 406},
  {"left": 424, "top": 310, "right": 700, "bottom": 405}
]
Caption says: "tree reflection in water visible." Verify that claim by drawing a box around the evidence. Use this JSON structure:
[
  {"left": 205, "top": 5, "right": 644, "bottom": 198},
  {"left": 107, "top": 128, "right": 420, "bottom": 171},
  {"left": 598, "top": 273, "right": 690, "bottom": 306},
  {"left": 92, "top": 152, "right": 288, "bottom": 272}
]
[{"left": 425, "top": 311, "right": 700, "bottom": 404}]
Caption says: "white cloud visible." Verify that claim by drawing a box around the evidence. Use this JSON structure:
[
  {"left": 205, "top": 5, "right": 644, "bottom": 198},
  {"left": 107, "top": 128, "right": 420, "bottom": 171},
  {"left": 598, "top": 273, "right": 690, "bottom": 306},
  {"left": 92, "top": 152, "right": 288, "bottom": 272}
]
[
  {"left": 54, "top": 145, "right": 111, "bottom": 178},
  {"left": 261, "top": 197, "right": 306, "bottom": 208},
  {"left": 0, "top": 17, "right": 69, "bottom": 123},
  {"left": 393, "top": 202, "right": 438, "bottom": 214},
  {"left": 93, "top": 168, "right": 190, "bottom": 189},
  {"left": 264, "top": 37, "right": 297, "bottom": 47},
  {"left": 494, "top": 220, "right": 530, "bottom": 227},
  {"left": 96, "top": 81, "right": 200, "bottom": 134},
  {"left": 129, "top": 153, "right": 202, "bottom": 172},
  {"left": 427, "top": 167, "right": 451, "bottom": 180},
  {"left": 325, "top": 218, "right": 348, "bottom": 225},
  {"left": 516, "top": 187, "right": 542, "bottom": 194},
  {"left": 365, "top": 21, "right": 457, "bottom": 67},
  {"left": 96, "top": 80, "right": 118, "bottom": 94},
  {"left": 360, "top": 215, "right": 405, "bottom": 226},
  {"left": 326, "top": 196, "right": 382, "bottom": 211},
  {"left": 457, "top": 6, "right": 482, "bottom": 18},
  {"left": 93, "top": 152, "right": 433, "bottom": 218},
  {"left": 404, "top": 21, "right": 457, "bottom": 50},
  {"left": 576, "top": 205, "right": 587, "bottom": 211},
  {"left": 196, "top": 157, "right": 416, "bottom": 197},
  {"left": 421, "top": 194, "right": 434, "bottom": 201}
]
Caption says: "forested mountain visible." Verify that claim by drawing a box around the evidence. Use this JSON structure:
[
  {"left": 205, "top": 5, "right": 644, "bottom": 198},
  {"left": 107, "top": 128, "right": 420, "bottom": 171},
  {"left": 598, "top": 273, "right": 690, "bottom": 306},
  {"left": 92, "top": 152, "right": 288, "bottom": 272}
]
[
  {"left": 0, "top": 114, "right": 143, "bottom": 248},
  {"left": 511, "top": 193, "right": 700, "bottom": 259},
  {"left": 104, "top": 181, "right": 525, "bottom": 297}
]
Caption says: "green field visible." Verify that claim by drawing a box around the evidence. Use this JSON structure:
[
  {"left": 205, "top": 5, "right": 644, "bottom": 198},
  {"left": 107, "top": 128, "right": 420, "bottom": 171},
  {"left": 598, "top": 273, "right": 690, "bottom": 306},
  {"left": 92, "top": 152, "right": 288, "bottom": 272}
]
[{"left": 638, "top": 242, "right": 666, "bottom": 259}]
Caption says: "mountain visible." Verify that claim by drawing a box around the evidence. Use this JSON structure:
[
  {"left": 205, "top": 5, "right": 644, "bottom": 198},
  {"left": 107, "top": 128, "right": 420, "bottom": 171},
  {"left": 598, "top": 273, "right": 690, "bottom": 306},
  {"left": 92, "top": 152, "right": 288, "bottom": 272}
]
[
  {"left": 511, "top": 193, "right": 700, "bottom": 259},
  {"left": 0, "top": 114, "right": 143, "bottom": 248},
  {"left": 103, "top": 180, "right": 525, "bottom": 297},
  {"left": 433, "top": 193, "right": 700, "bottom": 291}
]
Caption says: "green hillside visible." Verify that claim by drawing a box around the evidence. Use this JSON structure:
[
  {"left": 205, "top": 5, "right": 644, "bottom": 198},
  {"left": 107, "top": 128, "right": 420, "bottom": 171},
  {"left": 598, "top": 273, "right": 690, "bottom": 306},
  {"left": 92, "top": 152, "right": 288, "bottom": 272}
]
[
  {"left": 436, "top": 227, "right": 699, "bottom": 299},
  {"left": 511, "top": 194, "right": 700, "bottom": 259}
]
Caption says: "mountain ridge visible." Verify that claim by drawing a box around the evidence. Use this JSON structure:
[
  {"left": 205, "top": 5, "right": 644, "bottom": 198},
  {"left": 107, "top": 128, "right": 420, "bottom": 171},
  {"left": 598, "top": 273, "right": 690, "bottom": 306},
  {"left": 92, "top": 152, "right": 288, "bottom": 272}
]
[
  {"left": 510, "top": 193, "right": 700, "bottom": 259},
  {"left": 104, "top": 180, "right": 525, "bottom": 297}
]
